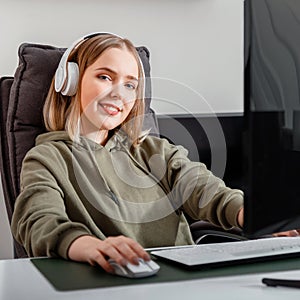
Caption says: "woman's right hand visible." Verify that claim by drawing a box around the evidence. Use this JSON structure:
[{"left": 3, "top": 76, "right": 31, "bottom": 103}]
[{"left": 67, "top": 235, "right": 151, "bottom": 273}]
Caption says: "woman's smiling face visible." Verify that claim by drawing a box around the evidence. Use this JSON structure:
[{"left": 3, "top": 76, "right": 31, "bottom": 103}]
[{"left": 80, "top": 46, "right": 139, "bottom": 142}]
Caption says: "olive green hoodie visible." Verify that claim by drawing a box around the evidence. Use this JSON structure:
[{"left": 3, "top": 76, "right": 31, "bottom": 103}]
[{"left": 11, "top": 130, "right": 243, "bottom": 259}]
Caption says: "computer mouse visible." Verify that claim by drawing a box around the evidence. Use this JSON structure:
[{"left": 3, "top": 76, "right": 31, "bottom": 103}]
[{"left": 108, "top": 258, "right": 160, "bottom": 278}]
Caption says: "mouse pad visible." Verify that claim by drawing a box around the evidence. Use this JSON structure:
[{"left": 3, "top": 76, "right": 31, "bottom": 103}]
[{"left": 31, "top": 256, "right": 300, "bottom": 291}]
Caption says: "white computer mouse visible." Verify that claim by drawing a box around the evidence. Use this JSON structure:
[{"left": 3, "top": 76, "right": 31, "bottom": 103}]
[{"left": 108, "top": 258, "right": 160, "bottom": 278}]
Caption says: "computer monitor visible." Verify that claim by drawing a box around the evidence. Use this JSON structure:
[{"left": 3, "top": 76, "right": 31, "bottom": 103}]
[{"left": 243, "top": 0, "right": 300, "bottom": 237}]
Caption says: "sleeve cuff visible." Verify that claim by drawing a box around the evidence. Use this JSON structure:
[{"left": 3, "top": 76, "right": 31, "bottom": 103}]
[{"left": 224, "top": 190, "right": 244, "bottom": 228}]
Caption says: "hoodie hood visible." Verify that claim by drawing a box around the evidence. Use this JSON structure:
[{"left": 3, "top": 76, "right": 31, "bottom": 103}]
[{"left": 35, "top": 130, "right": 130, "bottom": 152}]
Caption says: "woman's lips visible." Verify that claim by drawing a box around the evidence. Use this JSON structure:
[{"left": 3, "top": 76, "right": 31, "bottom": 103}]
[{"left": 99, "top": 103, "right": 123, "bottom": 116}]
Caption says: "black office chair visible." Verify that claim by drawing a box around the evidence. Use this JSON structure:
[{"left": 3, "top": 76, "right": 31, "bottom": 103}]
[{"left": 0, "top": 42, "right": 243, "bottom": 258}]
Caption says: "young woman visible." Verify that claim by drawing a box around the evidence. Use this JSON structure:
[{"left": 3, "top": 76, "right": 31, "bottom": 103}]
[{"left": 11, "top": 33, "right": 244, "bottom": 273}]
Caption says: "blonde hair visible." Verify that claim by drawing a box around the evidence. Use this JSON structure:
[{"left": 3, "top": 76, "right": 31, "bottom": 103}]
[{"left": 43, "top": 34, "right": 145, "bottom": 146}]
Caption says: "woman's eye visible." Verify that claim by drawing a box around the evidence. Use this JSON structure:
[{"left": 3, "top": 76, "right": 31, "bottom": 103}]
[
  {"left": 98, "top": 75, "right": 111, "bottom": 81},
  {"left": 125, "top": 82, "right": 137, "bottom": 90}
]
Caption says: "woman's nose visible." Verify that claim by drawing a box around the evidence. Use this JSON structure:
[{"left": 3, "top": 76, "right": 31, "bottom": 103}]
[
  {"left": 110, "top": 83, "right": 135, "bottom": 103},
  {"left": 110, "top": 83, "right": 124, "bottom": 99}
]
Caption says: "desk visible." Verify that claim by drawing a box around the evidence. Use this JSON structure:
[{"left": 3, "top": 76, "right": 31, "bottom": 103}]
[{"left": 1, "top": 258, "right": 300, "bottom": 300}]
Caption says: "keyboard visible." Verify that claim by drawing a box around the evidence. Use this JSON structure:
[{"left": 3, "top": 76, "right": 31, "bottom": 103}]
[{"left": 150, "top": 237, "right": 300, "bottom": 268}]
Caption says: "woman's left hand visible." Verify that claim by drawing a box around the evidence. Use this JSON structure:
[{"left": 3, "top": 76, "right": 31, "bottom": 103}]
[
  {"left": 272, "top": 230, "right": 300, "bottom": 237},
  {"left": 236, "top": 207, "right": 300, "bottom": 237}
]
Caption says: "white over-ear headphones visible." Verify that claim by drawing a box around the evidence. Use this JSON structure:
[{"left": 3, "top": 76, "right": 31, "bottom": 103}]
[{"left": 54, "top": 32, "right": 116, "bottom": 96}]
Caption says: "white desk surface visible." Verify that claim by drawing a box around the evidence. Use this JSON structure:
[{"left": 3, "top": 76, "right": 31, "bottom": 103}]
[{"left": 1, "top": 258, "right": 300, "bottom": 300}]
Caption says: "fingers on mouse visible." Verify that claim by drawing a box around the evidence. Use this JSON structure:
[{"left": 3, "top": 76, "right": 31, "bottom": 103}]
[{"left": 108, "top": 258, "right": 160, "bottom": 278}]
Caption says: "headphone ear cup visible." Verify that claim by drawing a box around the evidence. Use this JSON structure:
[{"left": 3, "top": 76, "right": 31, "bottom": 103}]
[
  {"left": 61, "top": 62, "right": 79, "bottom": 96},
  {"left": 54, "top": 65, "right": 64, "bottom": 92}
]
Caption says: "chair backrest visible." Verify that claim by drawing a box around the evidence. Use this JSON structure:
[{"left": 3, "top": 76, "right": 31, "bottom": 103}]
[{"left": 0, "top": 42, "right": 159, "bottom": 258}]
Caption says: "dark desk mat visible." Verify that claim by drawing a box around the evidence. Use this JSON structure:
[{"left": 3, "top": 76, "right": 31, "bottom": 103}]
[{"left": 31, "top": 256, "right": 300, "bottom": 291}]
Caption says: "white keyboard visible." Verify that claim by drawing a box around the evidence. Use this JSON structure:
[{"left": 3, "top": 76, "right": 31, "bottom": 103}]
[{"left": 151, "top": 237, "right": 300, "bottom": 267}]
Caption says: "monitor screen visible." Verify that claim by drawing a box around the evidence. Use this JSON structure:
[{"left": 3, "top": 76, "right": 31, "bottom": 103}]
[{"left": 244, "top": 0, "right": 300, "bottom": 237}]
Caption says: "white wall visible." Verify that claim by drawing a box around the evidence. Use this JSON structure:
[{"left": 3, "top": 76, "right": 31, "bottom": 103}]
[
  {"left": 0, "top": 0, "right": 244, "bottom": 114},
  {"left": 0, "top": 0, "right": 244, "bottom": 259}
]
